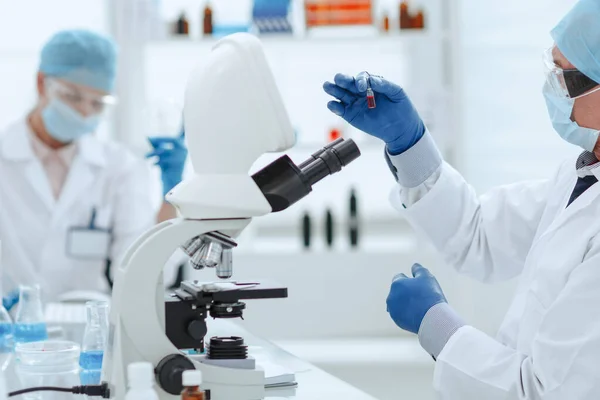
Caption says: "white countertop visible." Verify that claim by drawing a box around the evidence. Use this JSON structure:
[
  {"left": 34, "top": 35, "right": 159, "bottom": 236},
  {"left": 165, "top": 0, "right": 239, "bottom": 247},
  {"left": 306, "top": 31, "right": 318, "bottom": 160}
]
[
  {"left": 205, "top": 319, "right": 377, "bottom": 400},
  {"left": 3, "top": 319, "right": 376, "bottom": 400}
]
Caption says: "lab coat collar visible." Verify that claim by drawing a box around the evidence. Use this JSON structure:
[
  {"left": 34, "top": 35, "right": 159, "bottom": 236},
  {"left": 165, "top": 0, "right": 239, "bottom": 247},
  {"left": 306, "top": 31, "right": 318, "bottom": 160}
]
[
  {"left": 0, "top": 118, "right": 108, "bottom": 213},
  {"left": 0, "top": 118, "right": 106, "bottom": 168},
  {"left": 542, "top": 169, "right": 600, "bottom": 238},
  {"left": 0, "top": 118, "right": 35, "bottom": 161}
]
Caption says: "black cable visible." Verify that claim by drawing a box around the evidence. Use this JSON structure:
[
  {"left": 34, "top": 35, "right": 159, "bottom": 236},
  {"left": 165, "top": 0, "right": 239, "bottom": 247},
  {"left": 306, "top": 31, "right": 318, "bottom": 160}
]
[
  {"left": 9, "top": 383, "right": 110, "bottom": 398},
  {"left": 9, "top": 387, "right": 72, "bottom": 396}
]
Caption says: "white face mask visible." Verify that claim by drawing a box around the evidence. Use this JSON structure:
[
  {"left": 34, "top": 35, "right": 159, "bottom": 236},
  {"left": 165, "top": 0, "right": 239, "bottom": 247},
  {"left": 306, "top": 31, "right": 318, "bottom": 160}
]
[
  {"left": 41, "top": 99, "right": 101, "bottom": 143},
  {"left": 543, "top": 82, "right": 600, "bottom": 152}
]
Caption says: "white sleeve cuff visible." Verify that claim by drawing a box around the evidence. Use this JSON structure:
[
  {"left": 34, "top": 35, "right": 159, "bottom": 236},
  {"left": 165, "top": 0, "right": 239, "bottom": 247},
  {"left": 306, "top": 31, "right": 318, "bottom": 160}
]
[
  {"left": 385, "top": 130, "right": 443, "bottom": 188},
  {"left": 418, "top": 302, "right": 466, "bottom": 359}
]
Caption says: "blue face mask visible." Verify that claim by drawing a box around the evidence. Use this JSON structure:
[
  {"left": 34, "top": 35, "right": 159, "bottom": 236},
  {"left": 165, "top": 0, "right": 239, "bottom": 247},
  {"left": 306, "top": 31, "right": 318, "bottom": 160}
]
[
  {"left": 41, "top": 99, "right": 101, "bottom": 143},
  {"left": 543, "top": 82, "right": 600, "bottom": 152}
]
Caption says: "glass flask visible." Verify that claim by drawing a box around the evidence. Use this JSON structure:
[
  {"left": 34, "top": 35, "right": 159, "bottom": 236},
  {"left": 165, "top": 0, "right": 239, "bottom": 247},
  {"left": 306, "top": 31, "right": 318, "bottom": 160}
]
[
  {"left": 79, "top": 301, "right": 109, "bottom": 385},
  {"left": 14, "top": 285, "right": 47, "bottom": 344}
]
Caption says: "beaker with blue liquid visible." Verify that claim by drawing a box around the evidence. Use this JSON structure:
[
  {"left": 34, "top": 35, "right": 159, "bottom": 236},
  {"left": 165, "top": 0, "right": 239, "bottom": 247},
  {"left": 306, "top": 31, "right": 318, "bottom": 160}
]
[{"left": 14, "top": 285, "right": 48, "bottom": 344}]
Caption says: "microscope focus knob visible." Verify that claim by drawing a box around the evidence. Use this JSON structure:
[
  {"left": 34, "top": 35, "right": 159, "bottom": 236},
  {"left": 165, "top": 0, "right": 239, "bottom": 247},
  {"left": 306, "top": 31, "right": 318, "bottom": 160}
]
[
  {"left": 187, "top": 319, "right": 208, "bottom": 340},
  {"left": 155, "top": 354, "right": 195, "bottom": 395}
]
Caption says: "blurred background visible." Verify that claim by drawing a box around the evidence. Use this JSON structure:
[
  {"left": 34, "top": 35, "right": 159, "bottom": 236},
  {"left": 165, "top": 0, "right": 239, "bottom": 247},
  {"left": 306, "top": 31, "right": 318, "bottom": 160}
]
[{"left": 0, "top": 0, "right": 581, "bottom": 398}]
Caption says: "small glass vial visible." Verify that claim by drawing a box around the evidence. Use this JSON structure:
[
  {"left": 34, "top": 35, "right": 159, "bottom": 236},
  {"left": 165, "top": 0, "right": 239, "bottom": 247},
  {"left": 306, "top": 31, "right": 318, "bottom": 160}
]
[
  {"left": 366, "top": 88, "right": 376, "bottom": 109},
  {"left": 176, "top": 12, "right": 190, "bottom": 35},
  {"left": 399, "top": 1, "right": 410, "bottom": 29},
  {"left": 14, "top": 285, "right": 47, "bottom": 344},
  {"left": 203, "top": 4, "right": 213, "bottom": 35},
  {"left": 382, "top": 14, "right": 390, "bottom": 32},
  {"left": 181, "top": 370, "right": 205, "bottom": 400}
]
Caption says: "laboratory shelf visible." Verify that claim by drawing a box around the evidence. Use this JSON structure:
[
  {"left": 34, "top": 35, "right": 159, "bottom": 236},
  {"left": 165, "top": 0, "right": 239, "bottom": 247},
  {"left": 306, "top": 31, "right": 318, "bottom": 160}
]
[{"left": 152, "top": 29, "right": 438, "bottom": 45}]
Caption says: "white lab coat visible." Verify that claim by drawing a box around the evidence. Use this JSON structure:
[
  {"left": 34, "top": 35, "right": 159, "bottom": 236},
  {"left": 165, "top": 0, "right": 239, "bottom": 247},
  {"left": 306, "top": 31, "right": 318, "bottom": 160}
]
[
  {"left": 391, "top": 158, "right": 600, "bottom": 399},
  {"left": 0, "top": 118, "right": 158, "bottom": 301}
]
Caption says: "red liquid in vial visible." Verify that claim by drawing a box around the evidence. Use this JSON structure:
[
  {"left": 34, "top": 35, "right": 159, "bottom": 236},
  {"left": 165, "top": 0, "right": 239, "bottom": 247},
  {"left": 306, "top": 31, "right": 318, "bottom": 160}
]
[{"left": 367, "top": 93, "right": 376, "bottom": 109}]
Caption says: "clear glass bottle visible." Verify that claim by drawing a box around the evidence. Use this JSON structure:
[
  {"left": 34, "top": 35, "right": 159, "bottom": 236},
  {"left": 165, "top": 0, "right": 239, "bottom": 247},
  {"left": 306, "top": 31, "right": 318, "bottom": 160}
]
[
  {"left": 79, "top": 301, "right": 109, "bottom": 385},
  {"left": 13, "top": 285, "right": 47, "bottom": 344}
]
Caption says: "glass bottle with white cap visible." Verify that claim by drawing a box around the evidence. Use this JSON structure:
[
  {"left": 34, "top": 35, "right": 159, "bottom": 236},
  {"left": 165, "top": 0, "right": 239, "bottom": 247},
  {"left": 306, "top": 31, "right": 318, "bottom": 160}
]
[{"left": 181, "top": 370, "right": 205, "bottom": 400}]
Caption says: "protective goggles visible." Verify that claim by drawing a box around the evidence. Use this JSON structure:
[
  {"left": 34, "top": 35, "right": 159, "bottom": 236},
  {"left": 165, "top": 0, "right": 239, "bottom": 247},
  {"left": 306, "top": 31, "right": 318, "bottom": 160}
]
[
  {"left": 543, "top": 47, "right": 600, "bottom": 99},
  {"left": 45, "top": 78, "right": 117, "bottom": 114}
]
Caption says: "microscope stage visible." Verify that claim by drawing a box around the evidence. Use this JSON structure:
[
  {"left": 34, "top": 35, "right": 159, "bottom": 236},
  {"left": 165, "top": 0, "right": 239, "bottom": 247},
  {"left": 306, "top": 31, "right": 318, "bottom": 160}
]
[{"left": 175, "top": 280, "right": 288, "bottom": 304}]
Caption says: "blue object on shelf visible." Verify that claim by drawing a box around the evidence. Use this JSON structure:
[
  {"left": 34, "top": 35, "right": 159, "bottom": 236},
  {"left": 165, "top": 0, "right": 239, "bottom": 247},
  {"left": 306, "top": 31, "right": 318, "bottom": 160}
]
[
  {"left": 213, "top": 25, "right": 251, "bottom": 37},
  {"left": 252, "top": 0, "right": 292, "bottom": 34}
]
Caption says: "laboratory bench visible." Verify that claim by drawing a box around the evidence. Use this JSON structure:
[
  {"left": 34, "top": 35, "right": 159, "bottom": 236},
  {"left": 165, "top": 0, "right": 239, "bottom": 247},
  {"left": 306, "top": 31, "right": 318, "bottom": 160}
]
[
  {"left": 3, "top": 318, "right": 376, "bottom": 400},
  {"left": 207, "top": 319, "right": 378, "bottom": 400}
]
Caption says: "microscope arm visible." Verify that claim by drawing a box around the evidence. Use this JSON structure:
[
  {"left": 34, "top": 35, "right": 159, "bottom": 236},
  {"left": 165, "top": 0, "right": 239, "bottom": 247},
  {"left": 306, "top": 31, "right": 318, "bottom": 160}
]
[{"left": 104, "top": 218, "right": 264, "bottom": 399}]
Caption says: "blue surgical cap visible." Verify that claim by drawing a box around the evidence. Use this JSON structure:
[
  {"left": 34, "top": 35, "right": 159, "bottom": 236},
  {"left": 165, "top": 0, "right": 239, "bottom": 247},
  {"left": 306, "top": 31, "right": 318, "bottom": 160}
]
[
  {"left": 551, "top": 0, "right": 600, "bottom": 84},
  {"left": 39, "top": 29, "right": 118, "bottom": 93}
]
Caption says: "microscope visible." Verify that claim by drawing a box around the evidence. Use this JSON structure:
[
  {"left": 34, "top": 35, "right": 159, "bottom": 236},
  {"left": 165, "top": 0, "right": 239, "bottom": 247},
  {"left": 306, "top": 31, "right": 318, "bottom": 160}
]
[{"left": 103, "top": 33, "right": 360, "bottom": 400}]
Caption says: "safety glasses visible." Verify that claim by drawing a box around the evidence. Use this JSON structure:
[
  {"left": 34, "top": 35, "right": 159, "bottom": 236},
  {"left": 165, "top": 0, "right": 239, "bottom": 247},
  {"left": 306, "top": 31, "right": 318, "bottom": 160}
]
[
  {"left": 45, "top": 78, "right": 117, "bottom": 115},
  {"left": 543, "top": 47, "right": 600, "bottom": 99}
]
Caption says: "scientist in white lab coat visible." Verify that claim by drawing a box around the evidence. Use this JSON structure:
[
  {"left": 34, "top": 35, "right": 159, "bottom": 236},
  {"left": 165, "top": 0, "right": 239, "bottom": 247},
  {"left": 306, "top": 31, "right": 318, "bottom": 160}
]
[
  {"left": 0, "top": 30, "right": 187, "bottom": 303},
  {"left": 324, "top": 1, "right": 600, "bottom": 399}
]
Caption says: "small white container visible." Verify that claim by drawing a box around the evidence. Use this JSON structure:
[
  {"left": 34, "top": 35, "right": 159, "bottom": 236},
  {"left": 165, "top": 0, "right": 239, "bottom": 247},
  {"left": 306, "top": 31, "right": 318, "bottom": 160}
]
[{"left": 125, "top": 362, "right": 159, "bottom": 400}]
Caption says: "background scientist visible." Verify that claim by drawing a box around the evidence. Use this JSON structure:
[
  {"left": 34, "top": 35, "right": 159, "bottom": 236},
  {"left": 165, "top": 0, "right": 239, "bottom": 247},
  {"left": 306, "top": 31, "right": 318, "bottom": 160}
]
[
  {"left": 325, "top": 0, "right": 600, "bottom": 398},
  {"left": 0, "top": 29, "right": 187, "bottom": 302}
]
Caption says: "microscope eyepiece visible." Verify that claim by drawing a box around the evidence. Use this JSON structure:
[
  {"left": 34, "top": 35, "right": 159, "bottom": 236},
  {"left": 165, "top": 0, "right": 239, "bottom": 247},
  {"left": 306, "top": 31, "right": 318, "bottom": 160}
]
[
  {"left": 300, "top": 138, "right": 361, "bottom": 187},
  {"left": 298, "top": 138, "right": 361, "bottom": 170},
  {"left": 251, "top": 138, "right": 361, "bottom": 212},
  {"left": 328, "top": 138, "right": 362, "bottom": 166}
]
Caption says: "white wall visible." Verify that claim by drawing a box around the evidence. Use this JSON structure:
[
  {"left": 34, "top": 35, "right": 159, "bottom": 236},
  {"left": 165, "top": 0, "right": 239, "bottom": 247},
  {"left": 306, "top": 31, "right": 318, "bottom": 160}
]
[
  {"left": 459, "top": 0, "right": 580, "bottom": 190},
  {"left": 451, "top": 0, "right": 580, "bottom": 335}
]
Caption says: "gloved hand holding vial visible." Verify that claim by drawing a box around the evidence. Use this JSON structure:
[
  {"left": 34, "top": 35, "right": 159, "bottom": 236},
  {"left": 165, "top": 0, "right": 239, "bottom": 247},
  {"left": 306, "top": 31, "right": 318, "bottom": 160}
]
[{"left": 323, "top": 71, "right": 425, "bottom": 155}]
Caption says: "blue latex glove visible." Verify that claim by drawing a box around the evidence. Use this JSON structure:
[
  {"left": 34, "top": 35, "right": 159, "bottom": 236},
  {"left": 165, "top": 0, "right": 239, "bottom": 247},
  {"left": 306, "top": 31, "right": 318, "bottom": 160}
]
[
  {"left": 386, "top": 263, "right": 447, "bottom": 334},
  {"left": 146, "top": 131, "right": 188, "bottom": 197},
  {"left": 323, "top": 72, "right": 425, "bottom": 155},
  {"left": 2, "top": 289, "right": 19, "bottom": 312}
]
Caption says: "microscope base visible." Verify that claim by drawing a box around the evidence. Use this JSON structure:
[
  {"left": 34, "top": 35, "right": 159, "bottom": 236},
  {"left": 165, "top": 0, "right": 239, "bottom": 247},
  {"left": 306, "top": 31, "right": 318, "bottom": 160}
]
[{"left": 108, "top": 319, "right": 266, "bottom": 400}]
